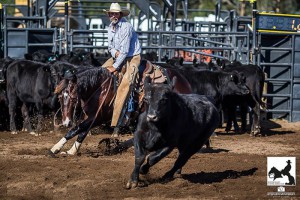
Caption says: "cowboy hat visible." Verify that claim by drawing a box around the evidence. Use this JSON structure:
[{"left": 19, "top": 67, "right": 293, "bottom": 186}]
[
  {"left": 103, "top": 3, "right": 130, "bottom": 17},
  {"left": 287, "top": 160, "right": 292, "bottom": 163}
]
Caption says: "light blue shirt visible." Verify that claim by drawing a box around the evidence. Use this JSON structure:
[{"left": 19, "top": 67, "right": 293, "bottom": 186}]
[{"left": 107, "top": 18, "right": 141, "bottom": 69}]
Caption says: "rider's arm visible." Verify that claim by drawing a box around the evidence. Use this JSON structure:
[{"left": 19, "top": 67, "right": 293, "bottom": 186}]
[{"left": 112, "top": 24, "right": 132, "bottom": 69}]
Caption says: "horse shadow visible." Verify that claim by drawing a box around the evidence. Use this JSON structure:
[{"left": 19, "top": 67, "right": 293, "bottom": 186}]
[{"left": 181, "top": 167, "right": 258, "bottom": 184}]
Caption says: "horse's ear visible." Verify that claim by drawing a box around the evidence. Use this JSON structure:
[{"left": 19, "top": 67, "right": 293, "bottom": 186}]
[
  {"left": 171, "top": 76, "right": 177, "bottom": 90},
  {"left": 179, "top": 57, "right": 184, "bottom": 66}
]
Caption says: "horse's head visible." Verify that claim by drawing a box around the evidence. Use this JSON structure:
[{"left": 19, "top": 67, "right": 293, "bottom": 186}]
[
  {"left": 53, "top": 79, "right": 78, "bottom": 128},
  {"left": 55, "top": 67, "right": 114, "bottom": 128},
  {"left": 268, "top": 167, "right": 283, "bottom": 180},
  {"left": 61, "top": 80, "right": 78, "bottom": 127}
]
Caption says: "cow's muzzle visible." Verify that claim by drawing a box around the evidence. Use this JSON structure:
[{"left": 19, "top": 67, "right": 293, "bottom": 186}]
[{"left": 147, "top": 114, "right": 158, "bottom": 122}]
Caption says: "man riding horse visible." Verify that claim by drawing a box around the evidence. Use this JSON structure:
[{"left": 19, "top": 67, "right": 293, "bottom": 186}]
[{"left": 102, "top": 2, "right": 141, "bottom": 137}]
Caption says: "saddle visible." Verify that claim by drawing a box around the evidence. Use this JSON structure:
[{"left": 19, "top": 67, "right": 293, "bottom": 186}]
[{"left": 134, "top": 60, "right": 169, "bottom": 107}]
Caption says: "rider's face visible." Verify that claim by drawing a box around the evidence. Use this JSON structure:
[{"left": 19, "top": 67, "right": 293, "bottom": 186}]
[
  {"left": 108, "top": 12, "right": 121, "bottom": 24},
  {"left": 108, "top": 12, "right": 121, "bottom": 18}
]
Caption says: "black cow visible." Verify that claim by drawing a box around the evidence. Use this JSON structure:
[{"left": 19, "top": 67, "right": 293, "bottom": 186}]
[
  {"left": 126, "top": 78, "right": 220, "bottom": 189},
  {"left": 0, "top": 57, "right": 15, "bottom": 83},
  {"left": 222, "top": 63, "right": 265, "bottom": 136},
  {"left": 0, "top": 86, "right": 9, "bottom": 131},
  {"left": 24, "top": 50, "right": 57, "bottom": 63},
  {"left": 6, "top": 60, "right": 56, "bottom": 134},
  {"left": 168, "top": 65, "right": 250, "bottom": 110}
]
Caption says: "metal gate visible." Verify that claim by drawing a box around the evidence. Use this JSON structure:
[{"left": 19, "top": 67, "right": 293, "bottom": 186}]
[{"left": 254, "top": 12, "right": 300, "bottom": 121}]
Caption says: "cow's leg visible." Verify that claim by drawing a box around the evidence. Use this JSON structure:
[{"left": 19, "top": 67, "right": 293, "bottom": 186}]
[
  {"left": 162, "top": 149, "right": 196, "bottom": 181},
  {"left": 232, "top": 106, "right": 240, "bottom": 133},
  {"left": 140, "top": 147, "right": 174, "bottom": 175},
  {"left": 225, "top": 103, "right": 240, "bottom": 133},
  {"left": 8, "top": 95, "right": 17, "bottom": 134},
  {"left": 35, "top": 101, "right": 43, "bottom": 133},
  {"left": 21, "top": 103, "right": 33, "bottom": 133},
  {"left": 240, "top": 104, "right": 248, "bottom": 133},
  {"left": 126, "top": 131, "right": 147, "bottom": 189},
  {"left": 251, "top": 103, "right": 261, "bottom": 136}
]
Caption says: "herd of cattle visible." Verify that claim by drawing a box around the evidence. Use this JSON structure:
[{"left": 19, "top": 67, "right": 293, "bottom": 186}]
[
  {"left": 0, "top": 50, "right": 265, "bottom": 135},
  {"left": 0, "top": 49, "right": 266, "bottom": 187}
]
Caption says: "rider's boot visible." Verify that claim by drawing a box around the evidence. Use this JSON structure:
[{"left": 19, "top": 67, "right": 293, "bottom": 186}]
[{"left": 111, "top": 127, "right": 120, "bottom": 138}]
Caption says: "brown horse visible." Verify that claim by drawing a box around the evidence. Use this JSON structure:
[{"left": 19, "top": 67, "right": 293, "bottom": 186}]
[{"left": 49, "top": 63, "right": 192, "bottom": 156}]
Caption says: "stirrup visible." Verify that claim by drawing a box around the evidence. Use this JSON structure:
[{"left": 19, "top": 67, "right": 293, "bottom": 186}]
[{"left": 111, "top": 127, "right": 120, "bottom": 138}]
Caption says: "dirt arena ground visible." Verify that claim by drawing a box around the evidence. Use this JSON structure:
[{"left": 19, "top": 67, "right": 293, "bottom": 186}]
[{"left": 0, "top": 119, "right": 299, "bottom": 199}]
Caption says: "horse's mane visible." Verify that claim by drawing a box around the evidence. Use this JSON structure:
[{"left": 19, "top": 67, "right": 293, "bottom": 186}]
[{"left": 76, "top": 67, "right": 112, "bottom": 92}]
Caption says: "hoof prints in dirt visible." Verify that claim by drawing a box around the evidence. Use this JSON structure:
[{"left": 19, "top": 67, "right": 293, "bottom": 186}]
[{"left": 87, "top": 138, "right": 123, "bottom": 157}]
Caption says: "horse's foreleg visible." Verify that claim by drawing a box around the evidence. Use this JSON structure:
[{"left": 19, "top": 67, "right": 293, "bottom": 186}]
[
  {"left": 65, "top": 120, "right": 94, "bottom": 155},
  {"left": 49, "top": 121, "right": 85, "bottom": 154},
  {"left": 49, "top": 137, "right": 67, "bottom": 154}
]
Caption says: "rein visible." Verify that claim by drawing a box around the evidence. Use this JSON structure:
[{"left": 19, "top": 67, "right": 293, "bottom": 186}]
[{"left": 84, "top": 76, "right": 113, "bottom": 134}]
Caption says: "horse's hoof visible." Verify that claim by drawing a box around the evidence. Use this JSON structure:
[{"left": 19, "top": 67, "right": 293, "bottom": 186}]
[
  {"left": 11, "top": 131, "right": 18, "bottom": 135},
  {"left": 29, "top": 132, "right": 40, "bottom": 136},
  {"left": 48, "top": 150, "right": 59, "bottom": 158},
  {"left": 126, "top": 181, "right": 138, "bottom": 189},
  {"left": 60, "top": 151, "right": 77, "bottom": 156}
]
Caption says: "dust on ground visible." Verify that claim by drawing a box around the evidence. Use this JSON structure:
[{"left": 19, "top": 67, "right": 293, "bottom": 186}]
[{"left": 0, "top": 119, "right": 299, "bottom": 199}]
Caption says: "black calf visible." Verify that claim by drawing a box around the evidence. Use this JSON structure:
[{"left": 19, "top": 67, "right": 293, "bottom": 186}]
[{"left": 126, "top": 78, "right": 220, "bottom": 189}]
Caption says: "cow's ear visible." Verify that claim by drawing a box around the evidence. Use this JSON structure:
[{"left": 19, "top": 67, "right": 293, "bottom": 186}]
[
  {"left": 24, "top": 53, "right": 33, "bottom": 60},
  {"left": 193, "top": 57, "right": 197, "bottom": 65},
  {"left": 171, "top": 76, "right": 177, "bottom": 90},
  {"left": 179, "top": 57, "right": 184, "bottom": 66},
  {"left": 216, "top": 58, "right": 221, "bottom": 66}
]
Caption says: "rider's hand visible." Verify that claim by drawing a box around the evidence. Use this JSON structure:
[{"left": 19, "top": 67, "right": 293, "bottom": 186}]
[
  {"left": 107, "top": 66, "right": 118, "bottom": 75},
  {"left": 115, "top": 51, "right": 120, "bottom": 58}
]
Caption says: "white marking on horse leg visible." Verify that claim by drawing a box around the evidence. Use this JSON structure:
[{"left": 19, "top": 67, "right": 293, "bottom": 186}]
[
  {"left": 29, "top": 132, "right": 40, "bottom": 136},
  {"left": 65, "top": 141, "right": 81, "bottom": 155},
  {"left": 50, "top": 137, "right": 67, "bottom": 154},
  {"left": 62, "top": 117, "right": 71, "bottom": 127}
]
